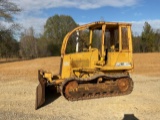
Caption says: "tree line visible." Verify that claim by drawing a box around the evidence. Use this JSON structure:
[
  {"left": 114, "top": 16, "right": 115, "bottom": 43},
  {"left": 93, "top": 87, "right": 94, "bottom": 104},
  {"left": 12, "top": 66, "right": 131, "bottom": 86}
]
[
  {"left": 0, "top": 1, "right": 160, "bottom": 60},
  {"left": 133, "top": 22, "right": 160, "bottom": 53},
  {"left": 0, "top": 0, "right": 20, "bottom": 59}
]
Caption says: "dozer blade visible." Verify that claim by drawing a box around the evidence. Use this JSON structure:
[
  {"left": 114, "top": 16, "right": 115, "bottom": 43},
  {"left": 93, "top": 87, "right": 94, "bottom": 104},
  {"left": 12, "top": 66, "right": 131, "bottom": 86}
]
[{"left": 35, "top": 70, "right": 46, "bottom": 110}]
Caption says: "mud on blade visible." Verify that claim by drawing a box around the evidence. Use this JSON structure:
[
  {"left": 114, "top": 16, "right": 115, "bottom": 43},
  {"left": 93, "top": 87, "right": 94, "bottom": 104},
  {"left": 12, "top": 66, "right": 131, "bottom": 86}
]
[{"left": 35, "top": 70, "right": 46, "bottom": 110}]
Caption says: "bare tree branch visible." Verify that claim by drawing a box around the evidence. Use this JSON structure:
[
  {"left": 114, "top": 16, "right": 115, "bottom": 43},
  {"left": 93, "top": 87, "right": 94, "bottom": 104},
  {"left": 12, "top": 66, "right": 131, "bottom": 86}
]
[{"left": 0, "top": 0, "right": 21, "bottom": 22}]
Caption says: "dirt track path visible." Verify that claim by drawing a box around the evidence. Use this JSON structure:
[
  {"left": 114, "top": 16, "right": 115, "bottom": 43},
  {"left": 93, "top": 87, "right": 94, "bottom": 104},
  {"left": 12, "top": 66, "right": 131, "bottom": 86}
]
[{"left": 0, "top": 54, "right": 160, "bottom": 120}]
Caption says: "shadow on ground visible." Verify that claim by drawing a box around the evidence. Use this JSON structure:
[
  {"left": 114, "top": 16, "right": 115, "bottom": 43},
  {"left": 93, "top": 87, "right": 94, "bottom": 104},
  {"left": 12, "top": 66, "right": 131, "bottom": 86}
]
[
  {"left": 122, "top": 114, "right": 139, "bottom": 120},
  {"left": 41, "top": 86, "right": 61, "bottom": 109}
]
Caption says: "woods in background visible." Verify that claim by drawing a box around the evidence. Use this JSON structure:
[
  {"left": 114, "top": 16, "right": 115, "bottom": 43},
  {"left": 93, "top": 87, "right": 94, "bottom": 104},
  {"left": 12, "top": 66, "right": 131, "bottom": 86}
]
[
  {"left": 133, "top": 22, "right": 160, "bottom": 53},
  {"left": 0, "top": 1, "right": 160, "bottom": 60},
  {"left": 0, "top": 0, "right": 20, "bottom": 59},
  {"left": 14, "top": 19, "right": 160, "bottom": 58}
]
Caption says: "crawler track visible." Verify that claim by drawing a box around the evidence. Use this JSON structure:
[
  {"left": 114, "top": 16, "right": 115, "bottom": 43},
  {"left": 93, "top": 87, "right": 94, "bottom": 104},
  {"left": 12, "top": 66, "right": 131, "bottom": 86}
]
[{"left": 61, "top": 73, "right": 133, "bottom": 101}]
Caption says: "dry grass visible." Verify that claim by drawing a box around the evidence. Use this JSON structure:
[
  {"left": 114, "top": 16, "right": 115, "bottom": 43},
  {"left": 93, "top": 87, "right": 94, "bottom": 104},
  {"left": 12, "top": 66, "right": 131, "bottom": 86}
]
[
  {"left": 0, "top": 57, "right": 60, "bottom": 81},
  {"left": 0, "top": 58, "right": 20, "bottom": 63},
  {"left": 133, "top": 53, "right": 160, "bottom": 77},
  {"left": 0, "top": 53, "right": 159, "bottom": 81},
  {"left": 0, "top": 53, "right": 160, "bottom": 120}
]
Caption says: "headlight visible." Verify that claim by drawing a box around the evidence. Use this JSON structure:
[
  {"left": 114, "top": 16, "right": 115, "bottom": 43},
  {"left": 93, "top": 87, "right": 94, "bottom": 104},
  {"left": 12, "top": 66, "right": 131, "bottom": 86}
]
[{"left": 115, "top": 62, "right": 131, "bottom": 67}]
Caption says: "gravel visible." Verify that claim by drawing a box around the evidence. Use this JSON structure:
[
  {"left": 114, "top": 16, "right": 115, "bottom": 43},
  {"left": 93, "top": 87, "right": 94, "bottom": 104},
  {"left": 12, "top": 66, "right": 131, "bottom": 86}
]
[{"left": 0, "top": 54, "right": 160, "bottom": 120}]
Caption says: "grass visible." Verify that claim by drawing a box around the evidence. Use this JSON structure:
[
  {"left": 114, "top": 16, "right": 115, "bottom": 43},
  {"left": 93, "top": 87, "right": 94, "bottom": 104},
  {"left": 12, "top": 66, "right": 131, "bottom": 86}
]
[
  {"left": 0, "top": 58, "right": 21, "bottom": 64},
  {"left": 133, "top": 52, "right": 160, "bottom": 77}
]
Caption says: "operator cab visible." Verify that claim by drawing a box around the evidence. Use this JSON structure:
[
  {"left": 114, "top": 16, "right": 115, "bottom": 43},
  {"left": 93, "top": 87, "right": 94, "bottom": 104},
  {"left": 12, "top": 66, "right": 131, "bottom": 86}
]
[
  {"left": 62, "top": 22, "right": 133, "bottom": 78},
  {"left": 88, "top": 23, "right": 132, "bottom": 70}
]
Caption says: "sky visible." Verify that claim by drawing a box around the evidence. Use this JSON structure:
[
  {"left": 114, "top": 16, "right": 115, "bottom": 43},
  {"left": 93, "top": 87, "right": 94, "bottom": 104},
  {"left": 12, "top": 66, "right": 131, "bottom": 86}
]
[{"left": 10, "top": 0, "right": 160, "bottom": 37}]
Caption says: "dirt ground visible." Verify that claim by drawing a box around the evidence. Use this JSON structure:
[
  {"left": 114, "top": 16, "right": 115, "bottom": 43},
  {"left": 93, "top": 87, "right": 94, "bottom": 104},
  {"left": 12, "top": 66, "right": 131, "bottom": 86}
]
[{"left": 0, "top": 53, "right": 160, "bottom": 120}]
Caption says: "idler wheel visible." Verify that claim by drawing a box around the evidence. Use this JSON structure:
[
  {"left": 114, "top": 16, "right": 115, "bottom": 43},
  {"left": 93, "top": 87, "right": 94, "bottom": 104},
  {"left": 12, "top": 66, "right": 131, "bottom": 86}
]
[
  {"left": 117, "top": 78, "right": 129, "bottom": 92},
  {"left": 65, "top": 81, "right": 78, "bottom": 97}
]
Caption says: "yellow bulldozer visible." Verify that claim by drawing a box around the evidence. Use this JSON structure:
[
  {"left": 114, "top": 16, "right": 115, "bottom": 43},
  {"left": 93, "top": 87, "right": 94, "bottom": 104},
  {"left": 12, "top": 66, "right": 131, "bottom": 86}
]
[{"left": 35, "top": 21, "right": 134, "bottom": 109}]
